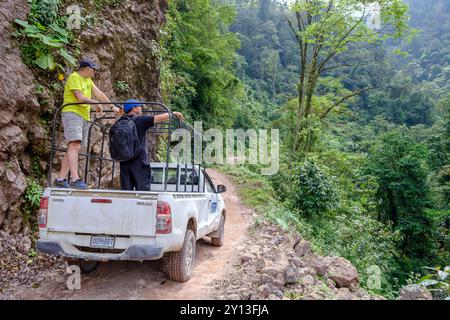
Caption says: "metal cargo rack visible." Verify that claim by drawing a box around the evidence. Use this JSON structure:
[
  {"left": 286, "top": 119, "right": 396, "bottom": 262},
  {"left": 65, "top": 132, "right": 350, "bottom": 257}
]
[{"left": 48, "top": 101, "right": 212, "bottom": 192}]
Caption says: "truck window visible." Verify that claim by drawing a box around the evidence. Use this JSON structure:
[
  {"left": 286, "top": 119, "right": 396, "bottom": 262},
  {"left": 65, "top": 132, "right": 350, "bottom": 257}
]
[
  {"left": 180, "top": 169, "right": 198, "bottom": 185},
  {"left": 151, "top": 168, "right": 178, "bottom": 184},
  {"left": 151, "top": 169, "right": 163, "bottom": 184},
  {"left": 206, "top": 179, "right": 214, "bottom": 193}
]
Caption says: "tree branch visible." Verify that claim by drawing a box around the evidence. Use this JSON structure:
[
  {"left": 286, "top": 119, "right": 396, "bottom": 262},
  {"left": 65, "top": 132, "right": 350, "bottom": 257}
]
[
  {"left": 285, "top": 14, "right": 302, "bottom": 44},
  {"left": 317, "top": 6, "right": 367, "bottom": 74},
  {"left": 322, "top": 63, "right": 369, "bottom": 72},
  {"left": 320, "top": 86, "right": 378, "bottom": 119}
]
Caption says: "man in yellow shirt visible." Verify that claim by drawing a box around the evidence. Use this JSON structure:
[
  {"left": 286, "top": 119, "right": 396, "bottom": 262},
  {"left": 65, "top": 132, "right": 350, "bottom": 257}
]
[{"left": 55, "top": 58, "right": 112, "bottom": 189}]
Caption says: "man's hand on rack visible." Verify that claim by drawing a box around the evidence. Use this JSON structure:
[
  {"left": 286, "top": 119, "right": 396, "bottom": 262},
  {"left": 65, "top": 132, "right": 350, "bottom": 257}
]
[
  {"left": 173, "top": 112, "right": 185, "bottom": 121},
  {"left": 112, "top": 105, "right": 123, "bottom": 116}
]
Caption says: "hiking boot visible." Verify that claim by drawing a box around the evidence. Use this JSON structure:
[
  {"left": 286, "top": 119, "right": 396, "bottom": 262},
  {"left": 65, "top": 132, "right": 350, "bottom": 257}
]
[
  {"left": 53, "top": 179, "right": 69, "bottom": 188},
  {"left": 71, "top": 179, "right": 88, "bottom": 190}
]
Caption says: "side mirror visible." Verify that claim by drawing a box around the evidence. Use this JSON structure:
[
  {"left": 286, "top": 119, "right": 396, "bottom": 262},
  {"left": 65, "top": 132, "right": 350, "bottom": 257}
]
[{"left": 216, "top": 185, "right": 226, "bottom": 193}]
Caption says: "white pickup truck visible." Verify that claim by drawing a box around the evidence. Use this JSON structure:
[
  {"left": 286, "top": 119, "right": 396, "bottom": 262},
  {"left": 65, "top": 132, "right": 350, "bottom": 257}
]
[{"left": 37, "top": 163, "right": 227, "bottom": 282}]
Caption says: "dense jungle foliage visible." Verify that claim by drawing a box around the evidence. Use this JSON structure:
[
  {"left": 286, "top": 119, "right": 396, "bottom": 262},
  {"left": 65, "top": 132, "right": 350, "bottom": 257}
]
[{"left": 161, "top": 0, "right": 449, "bottom": 298}]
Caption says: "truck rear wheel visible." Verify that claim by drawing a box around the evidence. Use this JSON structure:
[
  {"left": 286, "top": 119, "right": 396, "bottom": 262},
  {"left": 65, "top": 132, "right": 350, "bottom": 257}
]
[
  {"left": 79, "top": 261, "right": 98, "bottom": 274},
  {"left": 168, "top": 229, "right": 196, "bottom": 282},
  {"left": 67, "top": 259, "right": 98, "bottom": 274},
  {"left": 210, "top": 213, "right": 225, "bottom": 247}
]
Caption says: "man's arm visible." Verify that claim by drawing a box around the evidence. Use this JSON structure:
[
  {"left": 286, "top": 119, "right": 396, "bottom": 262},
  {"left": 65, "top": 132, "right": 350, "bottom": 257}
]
[
  {"left": 92, "top": 85, "right": 110, "bottom": 103},
  {"left": 92, "top": 85, "right": 117, "bottom": 113},
  {"left": 73, "top": 90, "right": 96, "bottom": 103},
  {"left": 154, "top": 112, "right": 185, "bottom": 124},
  {"left": 72, "top": 89, "right": 104, "bottom": 113}
]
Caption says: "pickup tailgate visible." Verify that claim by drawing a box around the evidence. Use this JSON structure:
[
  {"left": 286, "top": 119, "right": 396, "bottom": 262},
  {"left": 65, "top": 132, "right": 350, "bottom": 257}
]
[{"left": 46, "top": 190, "right": 157, "bottom": 236}]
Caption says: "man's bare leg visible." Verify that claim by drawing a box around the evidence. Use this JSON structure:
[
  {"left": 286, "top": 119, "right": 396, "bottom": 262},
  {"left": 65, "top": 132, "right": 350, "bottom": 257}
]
[
  {"left": 58, "top": 152, "right": 70, "bottom": 180},
  {"left": 58, "top": 141, "right": 81, "bottom": 181},
  {"left": 67, "top": 141, "right": 81, "bottom": 181}
]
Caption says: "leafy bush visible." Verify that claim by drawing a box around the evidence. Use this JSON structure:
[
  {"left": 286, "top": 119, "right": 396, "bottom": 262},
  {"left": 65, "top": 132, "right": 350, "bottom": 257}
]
[
  {"left": 420, "top": 266, "right": 450, "bottom": 300},
  {"left": 28, "top": 0, "right": 60, "bottom": 26},
  {"left": 287, "top": 160, "right": 338, "bottom": 218},
  {"left": 14, "top": 0, "right": 77, "bottom": 71},
  {"left": 114, "top": 81, "right": 130, "bottom": 94},
  {"left": 365, "top": 130, "right": 438, "bottom": 264},
  {"left": 24, "top": 178, "right": 43, "bottom": 209},
  {"left": 22, "top": 178, "right": 44, "bottom": 232},
  {"left": 309, "top": 209, "right": 402, "bottom": 298}
]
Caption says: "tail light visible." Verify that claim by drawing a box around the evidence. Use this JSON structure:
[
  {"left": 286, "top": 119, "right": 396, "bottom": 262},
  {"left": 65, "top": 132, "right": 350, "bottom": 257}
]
[
  {"left": 38, "top": 197, "right": 49, "bottom": 228},
  {"left": 91, "top": 199, "right": 112, "bottom": 204},
  {"left": 156, "top": 201, "right": 172, "bottom": 234}
]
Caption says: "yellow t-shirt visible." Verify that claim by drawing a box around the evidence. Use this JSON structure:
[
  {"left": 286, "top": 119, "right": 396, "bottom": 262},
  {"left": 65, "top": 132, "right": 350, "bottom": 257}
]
[{"left": 62, "top": 71, "right": 95, "bottom": 121}]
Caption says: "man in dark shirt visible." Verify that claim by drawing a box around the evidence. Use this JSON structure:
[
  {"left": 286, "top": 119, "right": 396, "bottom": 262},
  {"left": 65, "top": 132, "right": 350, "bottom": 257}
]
[{"left": 119, "top": 99, "right": 185, "bottom": 191}]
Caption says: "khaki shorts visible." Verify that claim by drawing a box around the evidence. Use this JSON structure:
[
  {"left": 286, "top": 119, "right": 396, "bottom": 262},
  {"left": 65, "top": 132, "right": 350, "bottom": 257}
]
[{"left": 61, "top": 112, "right": 90, "bottom": 146}]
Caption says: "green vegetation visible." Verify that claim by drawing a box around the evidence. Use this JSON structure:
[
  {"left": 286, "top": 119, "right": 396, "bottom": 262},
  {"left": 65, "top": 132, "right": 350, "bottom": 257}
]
[
  {"left": 419, "top": 266, "right": 450, "bottom": 300},
  {"left": 161, "top": 0, "right": 268, "bottom": 129},
  {"left": 24, "top": 178, "right": 43, "bottom": 210},
  {"left": 218, "top": 164, "right": 401, "bottom": 298},
  {"left": 14, "top": 0, "right": 77, "bottom": 71},
  {"left": 23, "top": 177, "right": 43, "bottom": 233},
  {"left": 366, "top": 130, "right": 436, "bottom": 264},
  {"left": 161, "top": 0, "right": 449, "bottom": 298},
  {"left": 114, "top": 80, "right": 130, "bottom": 95}
]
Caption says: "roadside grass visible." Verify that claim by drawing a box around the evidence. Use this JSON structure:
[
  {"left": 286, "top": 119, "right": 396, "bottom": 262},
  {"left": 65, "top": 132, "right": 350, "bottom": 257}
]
[
  {"left": 215, "top": 165, "right": 278, "bottom": 214},
  {"left": 215, "top": 165, "right": 311, "bottom": 238}
]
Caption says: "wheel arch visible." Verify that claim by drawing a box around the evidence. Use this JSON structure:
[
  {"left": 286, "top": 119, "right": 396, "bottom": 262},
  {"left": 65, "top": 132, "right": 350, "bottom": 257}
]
[{"left": 186, "top": 216, "right": 197, "bottom": 237}]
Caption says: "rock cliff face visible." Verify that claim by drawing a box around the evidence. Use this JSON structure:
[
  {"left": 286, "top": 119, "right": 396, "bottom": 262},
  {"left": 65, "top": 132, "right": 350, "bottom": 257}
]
[
  {"left": 0, "top": 0, "right": 41, "bottom": 234},
  {"left": 74, "top": 0, "right": 167, "bottom": 101},
  {"left": 0, "top": 0, "right": 167, "bottom": 234}
]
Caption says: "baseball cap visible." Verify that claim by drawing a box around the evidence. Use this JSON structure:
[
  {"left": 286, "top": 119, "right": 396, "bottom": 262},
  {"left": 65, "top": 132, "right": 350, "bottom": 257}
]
[
  {"left": 123, "top": 99, "right": 144, "bottom": 114},
  {"left": 78, "top": 58, "right": 100, "bottom": 70}
]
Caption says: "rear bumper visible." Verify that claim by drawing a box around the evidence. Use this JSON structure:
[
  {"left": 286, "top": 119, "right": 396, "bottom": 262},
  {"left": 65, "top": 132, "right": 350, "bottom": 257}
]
[{"left": 36, "top": 240, "right": 164, "bottom": 261}]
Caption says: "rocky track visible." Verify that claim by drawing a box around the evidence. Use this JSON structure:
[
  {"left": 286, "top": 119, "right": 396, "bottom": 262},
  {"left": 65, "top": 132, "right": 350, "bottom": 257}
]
[{"left": 3, "top": 169, "right": 252, "bottom": 300}]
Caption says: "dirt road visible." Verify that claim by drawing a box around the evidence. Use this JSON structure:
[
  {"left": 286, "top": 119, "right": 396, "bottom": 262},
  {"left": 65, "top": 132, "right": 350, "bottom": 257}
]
[{"left": 13, "top": 169, "right": 251, "bottom": 300}]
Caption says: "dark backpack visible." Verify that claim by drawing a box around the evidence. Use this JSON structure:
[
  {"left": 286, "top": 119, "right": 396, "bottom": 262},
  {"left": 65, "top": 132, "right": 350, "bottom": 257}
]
[{"left": 109, "top": 116, "right": 142, "bottom": 162}]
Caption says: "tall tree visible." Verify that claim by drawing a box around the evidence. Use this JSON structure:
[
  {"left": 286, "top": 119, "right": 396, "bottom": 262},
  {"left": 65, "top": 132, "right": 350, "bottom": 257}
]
[
  {"left": 162, "top": 0, "right": 242, "bottom": 129},
  {"left": 367, "top": 130, "right": 436, "bottom": 262},
  {"left": 284, "top": 0, "right": 410, "bottom": 153}
]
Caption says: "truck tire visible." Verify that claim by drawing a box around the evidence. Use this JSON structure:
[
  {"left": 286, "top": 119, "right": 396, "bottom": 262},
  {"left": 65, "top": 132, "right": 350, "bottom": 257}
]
[
  {"left": 66, "top": 259, "right": 98, "bottom": 274},
  {"left": 210, "top": 213, "right": 225, "bottom": 247},
  {"left": 78, "top": 260, "right": 99, "bottom": 274},
  {"left": 168, "top": 229, "right": 196, "bottom": 282}
]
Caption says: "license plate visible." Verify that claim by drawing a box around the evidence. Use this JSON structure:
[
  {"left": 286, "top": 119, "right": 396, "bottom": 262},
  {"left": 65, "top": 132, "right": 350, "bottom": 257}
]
[{"left": 90, "top": 235, "right": 115, "bottom": 248}]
